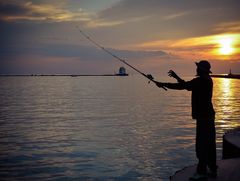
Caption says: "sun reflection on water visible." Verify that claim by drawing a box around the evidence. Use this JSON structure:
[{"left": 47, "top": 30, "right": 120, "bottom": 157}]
[{"left": 213, "top": 78, "right": 240, "bottom": 145}]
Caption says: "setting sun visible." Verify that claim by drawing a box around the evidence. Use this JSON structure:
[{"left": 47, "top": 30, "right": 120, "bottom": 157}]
[
  {"left": 218, "top": 37, "right": 234, "bottom": 55},
  {"left": 136, "top": 33, "right": 240, "bottom": 60}
]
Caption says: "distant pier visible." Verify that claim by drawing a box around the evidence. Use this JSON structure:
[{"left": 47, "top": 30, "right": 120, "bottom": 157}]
[
  {"left": 0, "top": 67, "right": 129, "bottom": 77},
  {"left": 211, "top": 74, "right": 240, "bottom": 79},
  {"left": 211, "top": 70, "right": 240, "bottom": 79}
]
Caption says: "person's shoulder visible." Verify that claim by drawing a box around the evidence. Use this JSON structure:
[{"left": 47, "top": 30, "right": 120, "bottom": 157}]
[
  {"left": 198, "top": 76, "right": 213, "bottom": 85},
  {"left": 201, "top": 75, "right": 212, "bottom": 81},
  {"left": 182, "top": 77, "right": 198, "bottom": 87},
  {"left": 189, "top": 77, "right": 200, "bottom": 82},
  {"left": 187, "top": 77, "right": 202, "bottom": 87}
]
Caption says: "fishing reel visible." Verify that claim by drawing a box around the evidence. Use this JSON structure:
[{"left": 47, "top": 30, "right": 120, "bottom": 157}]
[
  {"left": 146, "top": 74, "right": 154, "bottom": 84},
  {"left": 146, "top": 74, "right": 167, "bottom": 91}
]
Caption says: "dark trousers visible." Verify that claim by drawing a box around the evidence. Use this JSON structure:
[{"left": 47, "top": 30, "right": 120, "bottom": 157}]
[{"left": 196, "top": 118, "right": 217, "bottom": 174}]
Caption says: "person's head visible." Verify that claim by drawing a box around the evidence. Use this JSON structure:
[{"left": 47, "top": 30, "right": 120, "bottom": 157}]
[{"left": 195, "top": 60, "right": 212, "bottom": 76}]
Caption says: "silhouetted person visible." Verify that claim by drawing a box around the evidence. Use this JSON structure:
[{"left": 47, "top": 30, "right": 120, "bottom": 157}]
[{"left": 155, "top": 60, "right": 217, "bottom": 181}]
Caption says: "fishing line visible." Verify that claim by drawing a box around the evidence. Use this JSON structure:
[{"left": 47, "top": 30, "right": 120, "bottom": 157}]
[{"left": 76, "top": 26, "right": 167, "bottom": 90}]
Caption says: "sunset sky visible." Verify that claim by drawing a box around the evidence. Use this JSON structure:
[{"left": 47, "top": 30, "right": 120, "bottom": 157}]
[{"left": 1, "top": 0, "right": 240, "bottom": 75}]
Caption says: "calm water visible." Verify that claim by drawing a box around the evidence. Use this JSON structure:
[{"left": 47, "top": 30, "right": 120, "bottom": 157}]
[{"left": 0, "top": 76, "right": 239, "bottom": 181}]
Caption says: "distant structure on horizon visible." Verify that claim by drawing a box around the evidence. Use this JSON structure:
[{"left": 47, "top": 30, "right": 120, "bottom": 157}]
[
  {"left": 115, "top": 67, "right": 128, "bottom": 76},
  {"left": 211, "top": 69, "right": 240, "bottom": 79}
]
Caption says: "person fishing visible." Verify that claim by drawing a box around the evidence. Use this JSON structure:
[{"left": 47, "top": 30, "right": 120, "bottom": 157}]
[
  {"left": 154, "top": 60, "right": 217, "bottom": 181},
  {"left": 76, "top": 29, "right": 217, "bottom": 180}
]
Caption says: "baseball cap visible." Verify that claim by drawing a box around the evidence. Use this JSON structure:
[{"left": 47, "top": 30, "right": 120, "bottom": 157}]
[{"left": 195, "top": 60, "right": 212, "bottom": 73}]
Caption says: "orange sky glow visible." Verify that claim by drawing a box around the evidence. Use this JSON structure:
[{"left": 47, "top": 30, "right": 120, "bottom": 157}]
[{"left": 136, "top": 33, "right": 240, "bottom": 60}]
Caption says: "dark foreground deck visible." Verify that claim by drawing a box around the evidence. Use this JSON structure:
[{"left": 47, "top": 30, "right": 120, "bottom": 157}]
[
  {"left": 170, "top": 127, "right": 240, "bottom": 181},
  {"left": 170, "top": 158, "right": 240, "bottom": 181}
]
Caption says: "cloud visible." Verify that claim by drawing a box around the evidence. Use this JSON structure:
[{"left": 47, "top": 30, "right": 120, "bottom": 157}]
[
  {"left": 0, "top": 40, "right": 169, "bottom": 74},
  {"left": 213, "top": 21, "right": 240, "bottom": 33},
  {"left": 1, "top": 0, "right": 239, "bottom": 31},
  {"left": 0, "top": 38, "right": 168, "bottom": 62},
  {"left": 93, "top": 0, "right": 240, "bottom": 36},
  {"left": 97, "top": 0, "right": 240, "bottom": 21},
  {"left": 86, "top": 15, "right": 151, "bottom": 28},
  {"left": 162, "top": 12, "right": 188, "bottom": 21},
  {"left": 136, "top": 33, "right": 240, "bottom": 60},
  {"left": 0, "top": 0, "right": 144, "bottom": 28},
  {"left": 0, "top": 1, "right": 91, "bottom": 22}
]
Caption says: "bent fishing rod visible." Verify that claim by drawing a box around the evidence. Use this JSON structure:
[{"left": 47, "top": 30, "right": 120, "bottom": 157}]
[{"left": 76, "top": 26, "right": 167, "bottom": 91}]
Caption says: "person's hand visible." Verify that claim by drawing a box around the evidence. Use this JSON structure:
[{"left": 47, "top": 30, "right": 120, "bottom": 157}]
[
  {"left": 154, "top": 81, "right": 167, "bottom": 90},
  {"left": 155, "top": 81, "right": 164, "bottom": 88},
  {"left": 168, "top": 70, "right": 178, "bottom": 79}
]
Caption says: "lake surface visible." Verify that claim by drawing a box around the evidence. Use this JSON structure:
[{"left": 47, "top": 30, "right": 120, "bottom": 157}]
[{"left": 0, "top": 76, "right": 239, "bottom": 181}]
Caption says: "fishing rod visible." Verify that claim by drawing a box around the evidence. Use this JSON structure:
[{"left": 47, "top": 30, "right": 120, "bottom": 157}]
[{"left": 76, "top": 26, "right": 167, "bottom": 90}]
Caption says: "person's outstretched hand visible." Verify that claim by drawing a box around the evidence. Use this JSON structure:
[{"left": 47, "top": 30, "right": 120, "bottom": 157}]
[
  {"left": 153, "top": 80, "right": 167, "bottom": 90},
  {"left": 168, "top": 70, "right": 178, "bottom": 79},
  {"left": 168, "top": 70, "right": 185, "bottom": 83}
]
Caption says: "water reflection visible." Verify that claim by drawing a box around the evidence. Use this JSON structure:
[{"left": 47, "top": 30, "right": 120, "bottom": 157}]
[
  {"left": 213, "top": 78, "right": 240, "bottom": 146},
  {"left": 0, "top": 76, "right": 239, "bottom": 180}
]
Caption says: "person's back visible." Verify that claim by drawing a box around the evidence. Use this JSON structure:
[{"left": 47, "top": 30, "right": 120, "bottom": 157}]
[{"left": 190, "top": 75, "right": 215, "bottom": 119}]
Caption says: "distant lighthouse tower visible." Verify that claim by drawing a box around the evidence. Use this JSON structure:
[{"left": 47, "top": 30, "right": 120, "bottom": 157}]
[{"left": 116, "top": 67, "right": 128, "bottom": 76}]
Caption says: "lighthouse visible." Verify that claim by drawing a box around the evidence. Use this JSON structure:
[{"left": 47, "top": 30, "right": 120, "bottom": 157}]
[{"left": 116, "top": 67, "right": 128, "bottom": 76}]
